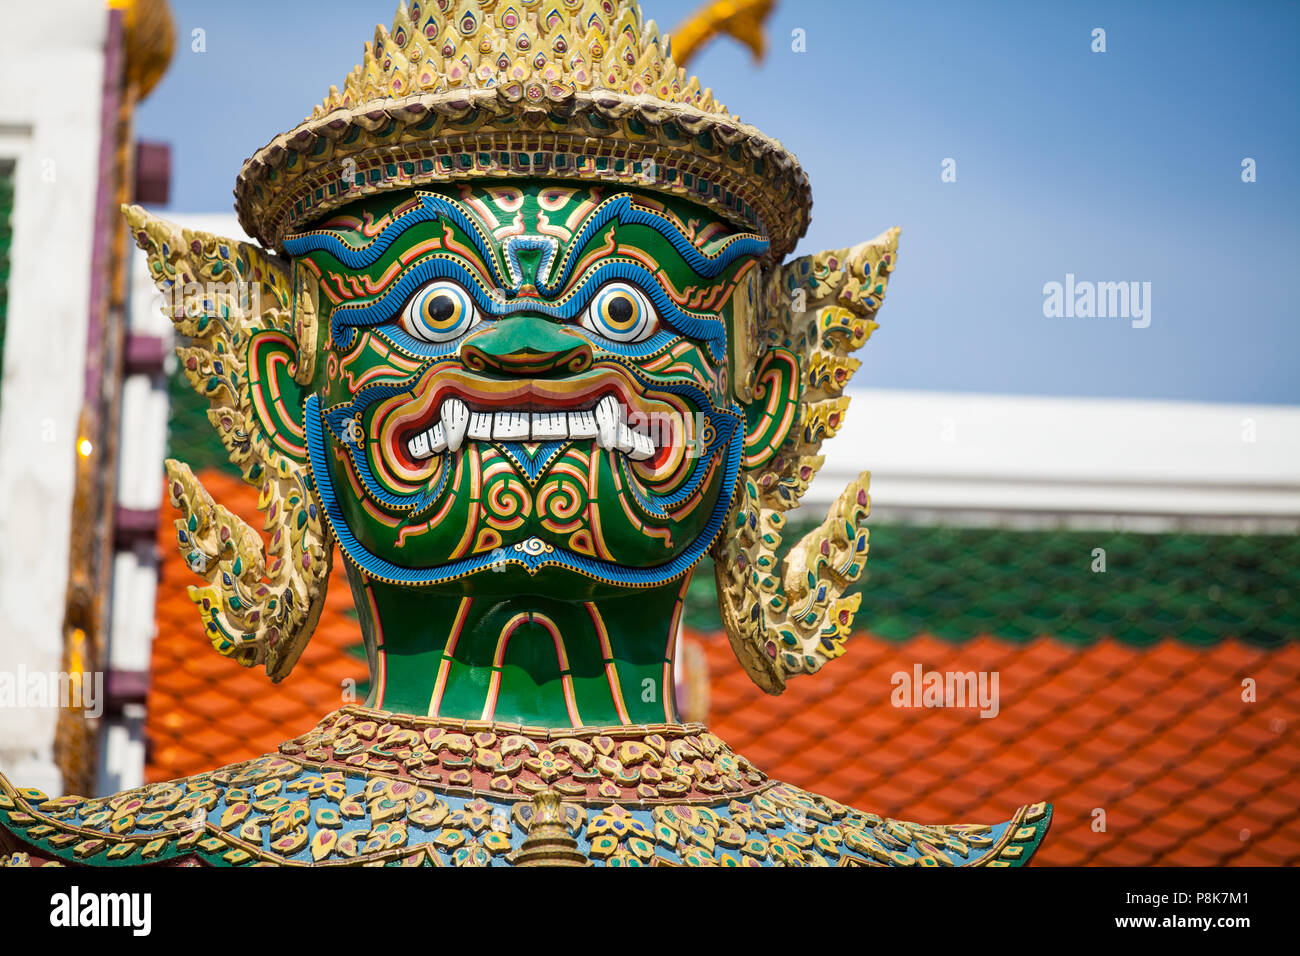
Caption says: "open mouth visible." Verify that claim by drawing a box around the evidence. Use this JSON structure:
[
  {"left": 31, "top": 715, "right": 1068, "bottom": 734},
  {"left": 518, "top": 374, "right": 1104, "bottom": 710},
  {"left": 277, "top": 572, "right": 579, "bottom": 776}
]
[
  {"left": 383, "top": 367, "right": 683, "bottom": 472},
  {"left": 405, "top": 394, "right": 656, "bottom": 461}
]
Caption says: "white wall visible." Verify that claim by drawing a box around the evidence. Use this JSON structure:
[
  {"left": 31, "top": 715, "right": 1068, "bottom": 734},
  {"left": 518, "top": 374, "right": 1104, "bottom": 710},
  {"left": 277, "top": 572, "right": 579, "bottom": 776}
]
[
  {"left": 809, "top": 389, "right": 1300, "bottom": 529},
  {"left": 0, "top": 2, "right": 110, "bottom": 796}
]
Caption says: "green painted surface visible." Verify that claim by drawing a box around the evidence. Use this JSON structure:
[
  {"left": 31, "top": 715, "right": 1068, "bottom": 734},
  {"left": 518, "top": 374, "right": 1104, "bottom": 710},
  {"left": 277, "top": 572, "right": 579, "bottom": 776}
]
[{"left": 354, "top": 564, "right": 683, "bottom": 724}]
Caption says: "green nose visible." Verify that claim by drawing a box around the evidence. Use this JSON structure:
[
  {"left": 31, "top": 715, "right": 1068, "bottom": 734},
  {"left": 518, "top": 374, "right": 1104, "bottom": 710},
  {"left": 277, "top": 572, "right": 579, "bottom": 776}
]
[{"left": 461, "top": 315, "right": 593, "bottom": 376}]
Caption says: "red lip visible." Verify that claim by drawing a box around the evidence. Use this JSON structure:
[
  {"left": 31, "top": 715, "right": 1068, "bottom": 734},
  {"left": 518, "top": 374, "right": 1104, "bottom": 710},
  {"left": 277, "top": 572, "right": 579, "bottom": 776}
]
[
  {"left": 424, "top": 370, "right": 645, "bottom": 413},
  {"left": 383, "top": 365, "right": 683, "bottom": 472}
]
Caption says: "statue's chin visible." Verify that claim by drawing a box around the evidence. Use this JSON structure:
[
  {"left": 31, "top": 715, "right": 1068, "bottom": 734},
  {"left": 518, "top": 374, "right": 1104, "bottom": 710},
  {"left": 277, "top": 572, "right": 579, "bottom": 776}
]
[
  {"left": 398, "top": 558, "right": 700, "bottom": 602},
  {"left": 335, "top": 499, "right": 728, "bottom": 600},
  {"left": 310, "top": 393, "right": 740, "bottom": 591}
]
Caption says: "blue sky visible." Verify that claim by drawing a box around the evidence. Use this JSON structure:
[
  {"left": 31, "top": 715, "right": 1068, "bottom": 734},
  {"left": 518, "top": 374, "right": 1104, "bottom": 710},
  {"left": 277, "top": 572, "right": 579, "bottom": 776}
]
[{"left": 136, "top": 0, "right": 1300, "bottom": 405}]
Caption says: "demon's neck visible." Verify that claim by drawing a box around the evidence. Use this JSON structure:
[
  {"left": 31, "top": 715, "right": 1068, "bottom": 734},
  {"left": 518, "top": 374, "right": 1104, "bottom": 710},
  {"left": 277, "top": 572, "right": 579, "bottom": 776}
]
[{"left": 343, "top": 567, "right": 690, "bottom": 727}]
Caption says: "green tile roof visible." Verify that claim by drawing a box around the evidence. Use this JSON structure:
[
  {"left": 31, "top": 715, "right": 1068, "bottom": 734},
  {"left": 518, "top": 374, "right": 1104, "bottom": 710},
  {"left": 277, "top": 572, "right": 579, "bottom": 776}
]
[
  {"left": 166, "top": 360, "right": 243, "bottom": 478},
  {"left": 687, "top": 522, "right": 1299, "bottom": 648}
]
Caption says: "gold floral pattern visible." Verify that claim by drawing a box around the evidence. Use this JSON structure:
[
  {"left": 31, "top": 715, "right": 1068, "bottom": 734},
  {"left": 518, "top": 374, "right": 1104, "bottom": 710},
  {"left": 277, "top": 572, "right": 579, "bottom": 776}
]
[{"left": 0, "top": 711, "right": 1052, "bottom": 867}]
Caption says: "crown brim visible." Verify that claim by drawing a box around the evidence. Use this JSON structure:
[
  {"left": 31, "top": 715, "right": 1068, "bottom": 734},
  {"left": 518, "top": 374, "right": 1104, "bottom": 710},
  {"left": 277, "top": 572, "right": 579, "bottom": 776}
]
[{"left": 235, "top": 87, "right": 811, "bottom": 258}]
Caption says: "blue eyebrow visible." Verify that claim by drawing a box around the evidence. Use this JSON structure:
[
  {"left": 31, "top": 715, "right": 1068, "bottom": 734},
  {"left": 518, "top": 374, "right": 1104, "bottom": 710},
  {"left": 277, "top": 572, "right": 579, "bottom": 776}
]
[
  {"left": 538, "top": 193, "right": 770, "bottom": 296},
  {"left": 285, "top": 191, "right": 769, "bottom": 295},
  {"left": 283, "top": 193, "right": 506, "bottom": 287}
]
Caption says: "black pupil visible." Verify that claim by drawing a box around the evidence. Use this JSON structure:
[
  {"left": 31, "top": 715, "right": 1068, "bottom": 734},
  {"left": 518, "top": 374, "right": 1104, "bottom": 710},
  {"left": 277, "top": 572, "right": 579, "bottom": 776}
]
[
  {"left": 428, "top": 294, "right": 456, "bottom": 324},
  {"left": 608, "top": 295, "right": 634, "bottom": 324}
]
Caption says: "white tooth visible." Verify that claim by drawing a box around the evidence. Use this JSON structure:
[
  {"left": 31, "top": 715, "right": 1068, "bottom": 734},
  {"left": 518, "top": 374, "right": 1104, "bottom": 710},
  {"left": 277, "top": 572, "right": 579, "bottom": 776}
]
[
  {"left": 594, "top": 396, "right": 622, "bottom": 450},
  {"left": 427, "top": 422, "right": 447, "bottom": 453},
  {"left": 531, "top": 412, "right": 568, "bottom": 440},
  {"left": 628, "top": 430, "right": 655, "bottom": 461},
  {"left": 567, "top": 410, "right": 598, "bottom": 439},
  {"left": 440, "top": 397, "right": 469, "bottom": 452},
  {"left": 408, "top": 431, "right": 432, "bottom": 459},
  {"left": 615, "top": 423, "right": 638, "bottom": 455},
  {"left": 467, "top": 411, "right": 494, "bottom": 440},
  {"left": 494, "top": 411, "right": 530, "bottom": 439}
]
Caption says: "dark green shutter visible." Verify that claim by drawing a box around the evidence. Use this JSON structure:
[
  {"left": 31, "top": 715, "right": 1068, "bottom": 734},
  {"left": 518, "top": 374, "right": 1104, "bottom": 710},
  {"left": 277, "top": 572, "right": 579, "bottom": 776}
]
[{"left": 0, "top": 160, "right": 14, "bottom": 405}]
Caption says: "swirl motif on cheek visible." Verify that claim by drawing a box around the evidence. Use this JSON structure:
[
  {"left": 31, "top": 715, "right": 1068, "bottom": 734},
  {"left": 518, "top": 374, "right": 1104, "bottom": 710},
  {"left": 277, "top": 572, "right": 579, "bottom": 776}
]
[
  {"left": 538, "top": 478, "right": 587, "bottom": 534},
  {"left": 484, "top": 474, "right": 532, "bottom": 532}
]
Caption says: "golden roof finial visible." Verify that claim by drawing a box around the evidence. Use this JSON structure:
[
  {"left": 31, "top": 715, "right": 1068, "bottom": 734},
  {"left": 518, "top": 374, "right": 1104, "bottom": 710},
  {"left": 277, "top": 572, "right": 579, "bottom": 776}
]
[
  {"left": 669, "top": 0, "right": 777, "bottom": 68},
  {"left": 116, "top": 0, "right": 177, "bottom": 101}
]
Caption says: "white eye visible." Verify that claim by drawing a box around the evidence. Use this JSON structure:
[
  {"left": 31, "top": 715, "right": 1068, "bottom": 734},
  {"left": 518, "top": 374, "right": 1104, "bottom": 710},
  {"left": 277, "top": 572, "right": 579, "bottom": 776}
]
[
  {"left": 580, "top": 282, "right": 657, "bottom": 343},
  {"left": 400, "top": 280, "right": 480, "bottom": 343}
]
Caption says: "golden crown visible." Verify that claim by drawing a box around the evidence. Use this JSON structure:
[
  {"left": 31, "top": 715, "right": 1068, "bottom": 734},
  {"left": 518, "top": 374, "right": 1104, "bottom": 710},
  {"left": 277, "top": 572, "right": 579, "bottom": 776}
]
[{"left": 234, "top": 0, "right": 811, "bottom": 255}]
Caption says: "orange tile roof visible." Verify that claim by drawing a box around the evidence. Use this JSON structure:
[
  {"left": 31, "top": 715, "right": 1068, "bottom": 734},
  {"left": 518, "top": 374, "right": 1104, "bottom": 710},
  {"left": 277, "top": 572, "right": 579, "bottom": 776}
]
[{"left": 691, "top": 627, "right": 1300, "bottom": 866}]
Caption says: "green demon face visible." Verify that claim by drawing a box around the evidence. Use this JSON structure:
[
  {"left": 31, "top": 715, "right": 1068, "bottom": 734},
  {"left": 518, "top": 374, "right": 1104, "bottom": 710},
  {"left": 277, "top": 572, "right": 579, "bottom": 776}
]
[{"left": 285, "top": 183, "right": 770, "bottom": 597}]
